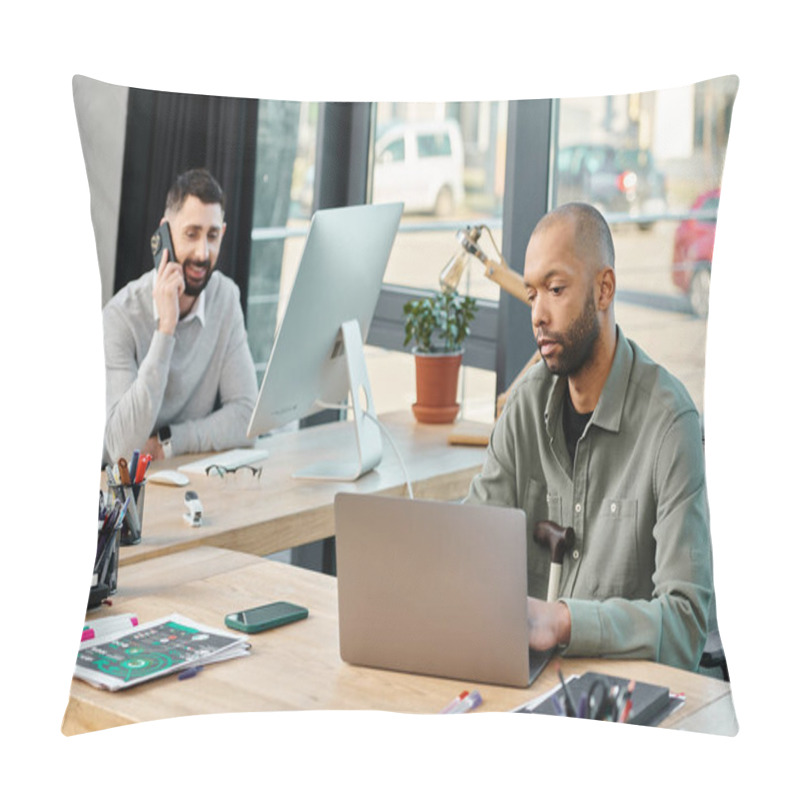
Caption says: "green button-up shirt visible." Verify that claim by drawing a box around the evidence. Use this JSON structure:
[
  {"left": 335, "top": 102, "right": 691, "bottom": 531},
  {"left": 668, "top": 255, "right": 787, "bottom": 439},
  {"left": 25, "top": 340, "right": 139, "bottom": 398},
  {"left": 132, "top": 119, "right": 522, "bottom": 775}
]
[{"left": 465, "top": 328, "right": 713, "bottom": 670}]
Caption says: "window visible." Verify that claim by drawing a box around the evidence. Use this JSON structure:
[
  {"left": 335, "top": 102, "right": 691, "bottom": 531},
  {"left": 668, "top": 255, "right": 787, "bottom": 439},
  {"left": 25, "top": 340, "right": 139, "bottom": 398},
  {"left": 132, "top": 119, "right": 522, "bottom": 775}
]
[
  {"left": 366, "top": 101, "right": 510, "bottom": 423},
  {"left": 551, "top": 76, "right": 738, "bottom": 413},
  {"left": 245, "top": 101, "right": 509, "bottom": 426},
  {"left": 246, "top": 100, "right": 319, "bottom": 385},
  {"left": 371, "top": 103, "right": 507, "bottom": 298}
]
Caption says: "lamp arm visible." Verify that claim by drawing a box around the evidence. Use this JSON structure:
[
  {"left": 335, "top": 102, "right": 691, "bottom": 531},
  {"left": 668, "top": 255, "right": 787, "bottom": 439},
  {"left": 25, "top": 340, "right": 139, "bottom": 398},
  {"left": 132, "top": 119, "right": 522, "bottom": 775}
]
[
  {"left": 466, "top": 225, "right": 530, "bottom": 306},
  {"left": 481, "top": 256, "right": 530, "bottom": 305}
]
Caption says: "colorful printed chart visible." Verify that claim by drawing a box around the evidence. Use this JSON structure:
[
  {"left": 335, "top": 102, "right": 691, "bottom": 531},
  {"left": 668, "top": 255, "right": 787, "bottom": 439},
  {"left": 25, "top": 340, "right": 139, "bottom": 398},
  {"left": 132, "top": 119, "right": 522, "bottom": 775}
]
[{"left": 75, "top": 614, "right": 250, "bottom": 691}]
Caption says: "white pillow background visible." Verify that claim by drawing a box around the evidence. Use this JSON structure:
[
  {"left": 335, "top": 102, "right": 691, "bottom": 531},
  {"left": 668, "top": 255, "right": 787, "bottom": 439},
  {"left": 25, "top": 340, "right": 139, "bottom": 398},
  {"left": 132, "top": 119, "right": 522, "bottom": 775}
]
[{"left": 6, "top": 3, "right": 795, "bottom": 799}]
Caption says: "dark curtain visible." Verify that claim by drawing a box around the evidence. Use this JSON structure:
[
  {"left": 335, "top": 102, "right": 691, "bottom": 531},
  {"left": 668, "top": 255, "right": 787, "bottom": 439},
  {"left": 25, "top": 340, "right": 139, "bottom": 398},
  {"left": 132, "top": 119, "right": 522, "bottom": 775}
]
[{"left": 114, "top": 87, "right": 258, "bottom": 317}]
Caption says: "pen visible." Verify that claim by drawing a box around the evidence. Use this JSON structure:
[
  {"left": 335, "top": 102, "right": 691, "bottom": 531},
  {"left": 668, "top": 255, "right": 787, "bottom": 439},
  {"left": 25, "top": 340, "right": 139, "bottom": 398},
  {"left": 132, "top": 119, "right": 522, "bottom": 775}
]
[
  {"left": 114, "top": 496, "right": 131, "bottom": 530},
  {"left": 99, "top": 495, "right": 125, "bottom": 537},
  {"left": 97, "top": 496, "right": 129, "bottom": 558},
  {"left": 439, "top": 690, "right": 469, "bottom": 714},
  {"left": 129, "top": 450, "right": 140, "bottom": 486},
  {"left": 445, "top": 689, "right": 483, "bottom": 714},
  {"left": 178, "top": 665, "right": 204, "bottom": 680},
  {"left": 135, "top": 453, "right": 151, "bottom": 484},
  {"left": 124, "top": 486, "right": 142, "bottom": 534},
  {"left": 618, "top": 680, "right": 636, "bottom": 723},
  {"left": 96, "top": 499, "right": 129, "bottom": 587},
  {"left": 96, "top": 534, "right": 116, "bottom": 587},
  {"left": 102, "top": 505, "right": 119, "bottom": 536},
  {"left": 112, "top": 464, "right": 139, "bottom": 533},
  {"left": 558, "top": 667, "right": 578, "bottom": 718},
  {"left": 97, "top": 498, "right": 124, "bottom": 548}
]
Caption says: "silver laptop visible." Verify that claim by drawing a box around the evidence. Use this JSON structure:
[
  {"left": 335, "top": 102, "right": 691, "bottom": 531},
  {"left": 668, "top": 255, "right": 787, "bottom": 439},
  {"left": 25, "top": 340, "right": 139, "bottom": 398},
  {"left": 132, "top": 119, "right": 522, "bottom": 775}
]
[{"left": 334, "top": 493, "right": 553, "bottom": 688}]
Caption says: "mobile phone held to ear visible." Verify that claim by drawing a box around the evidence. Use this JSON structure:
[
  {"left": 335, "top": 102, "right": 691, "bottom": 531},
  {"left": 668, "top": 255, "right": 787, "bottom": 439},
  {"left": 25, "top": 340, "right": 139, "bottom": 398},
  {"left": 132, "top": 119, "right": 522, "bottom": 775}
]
[
  {"left": 150, "top": 221, "right": 176, "bottom": 269},
  {"left": 224, "top": 601, "right": 309, "bottom": 634}
]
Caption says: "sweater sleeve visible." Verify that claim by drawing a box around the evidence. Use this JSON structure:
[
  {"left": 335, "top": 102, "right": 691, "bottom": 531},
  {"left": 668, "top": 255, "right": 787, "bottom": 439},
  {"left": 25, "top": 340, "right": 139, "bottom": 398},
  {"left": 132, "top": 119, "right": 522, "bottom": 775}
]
[{"left": 103, "top": 304, "right": 175, "bottom": 463}]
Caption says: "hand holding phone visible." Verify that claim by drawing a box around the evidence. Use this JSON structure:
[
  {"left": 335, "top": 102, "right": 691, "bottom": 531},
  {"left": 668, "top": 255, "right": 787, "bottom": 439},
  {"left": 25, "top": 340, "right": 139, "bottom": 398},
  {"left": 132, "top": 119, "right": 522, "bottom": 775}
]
[
  {"left": 151, "top": 221, "right": 176, "bottom": 268},
  {"left": 150, "top": 221, "right": 183, "bottom": 334},
  {"left": 225, "top": 601, "right": 309, "bottom": 633}
]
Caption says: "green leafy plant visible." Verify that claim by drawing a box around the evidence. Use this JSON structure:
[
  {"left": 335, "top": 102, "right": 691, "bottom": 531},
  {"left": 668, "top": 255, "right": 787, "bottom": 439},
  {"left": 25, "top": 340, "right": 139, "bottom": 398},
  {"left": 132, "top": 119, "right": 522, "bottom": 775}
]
[{"left": 403, "top": 289, "right": 478, "bottom": 354}]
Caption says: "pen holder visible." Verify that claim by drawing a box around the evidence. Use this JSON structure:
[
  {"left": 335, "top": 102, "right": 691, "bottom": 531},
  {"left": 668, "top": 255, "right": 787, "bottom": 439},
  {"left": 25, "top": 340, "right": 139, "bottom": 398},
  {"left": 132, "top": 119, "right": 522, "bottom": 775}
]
[
  {"left": 89, "top": 525, "right": 120, "bottom": 609},
  {"left": 108, "top": 480, "right": 147, "bottom": 546}
]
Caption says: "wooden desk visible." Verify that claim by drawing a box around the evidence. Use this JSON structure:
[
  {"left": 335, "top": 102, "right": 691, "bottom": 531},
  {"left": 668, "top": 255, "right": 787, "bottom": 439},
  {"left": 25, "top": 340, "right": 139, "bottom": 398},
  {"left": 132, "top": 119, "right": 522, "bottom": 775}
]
[
  {"left": 105, "top": 546, "right": 267, "bottom": 601},
  {"left": 115, "top": 411, "right": 489, "bottom": 566},
  {"left": 64, "top": 549, "right": 737, "bottom": 736}
]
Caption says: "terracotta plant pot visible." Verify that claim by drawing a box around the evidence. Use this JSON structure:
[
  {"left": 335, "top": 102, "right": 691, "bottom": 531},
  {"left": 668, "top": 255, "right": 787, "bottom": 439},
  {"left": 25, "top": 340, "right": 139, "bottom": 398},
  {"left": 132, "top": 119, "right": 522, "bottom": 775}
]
[{"left": 412, "top": 349, "right": 463, "bottom": 424}]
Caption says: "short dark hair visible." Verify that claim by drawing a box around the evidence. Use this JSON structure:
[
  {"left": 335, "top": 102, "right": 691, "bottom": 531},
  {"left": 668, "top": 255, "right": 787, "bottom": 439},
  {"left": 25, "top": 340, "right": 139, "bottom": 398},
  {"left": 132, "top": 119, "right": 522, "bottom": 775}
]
[
  {"left": 165, "top": 168, "right": 225, "bottom": 215},
  {"left": 535, "top": 202, "right": 615, "bottom": 269}
]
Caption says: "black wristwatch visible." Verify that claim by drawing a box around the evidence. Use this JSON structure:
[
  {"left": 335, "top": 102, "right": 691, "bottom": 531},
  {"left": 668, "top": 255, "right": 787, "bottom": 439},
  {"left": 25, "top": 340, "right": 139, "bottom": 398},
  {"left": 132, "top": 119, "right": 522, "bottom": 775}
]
[{"left": 158, "top": 425, "right": 173, "bottom": 459}]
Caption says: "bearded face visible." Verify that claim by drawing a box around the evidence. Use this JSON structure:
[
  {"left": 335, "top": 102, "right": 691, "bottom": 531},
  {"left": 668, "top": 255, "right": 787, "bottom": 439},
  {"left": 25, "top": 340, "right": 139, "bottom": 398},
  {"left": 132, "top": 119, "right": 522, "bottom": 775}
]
[{"left": 536, "top": 285, "right": 600, "bottom": 376}]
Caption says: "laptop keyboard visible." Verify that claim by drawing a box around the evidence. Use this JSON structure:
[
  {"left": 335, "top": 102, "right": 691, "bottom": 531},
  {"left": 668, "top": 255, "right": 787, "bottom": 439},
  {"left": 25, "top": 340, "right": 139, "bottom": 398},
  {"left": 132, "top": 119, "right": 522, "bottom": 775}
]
[{"left": 529, "top": 646, "right": 555, "bottom": 683}]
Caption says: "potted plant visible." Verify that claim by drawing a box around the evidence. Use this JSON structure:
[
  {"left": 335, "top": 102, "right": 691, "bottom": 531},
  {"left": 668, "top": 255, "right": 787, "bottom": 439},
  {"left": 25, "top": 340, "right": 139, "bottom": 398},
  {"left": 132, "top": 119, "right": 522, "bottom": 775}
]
[{"left": 403, "top": 289, "right": 477, "bottom": 423}]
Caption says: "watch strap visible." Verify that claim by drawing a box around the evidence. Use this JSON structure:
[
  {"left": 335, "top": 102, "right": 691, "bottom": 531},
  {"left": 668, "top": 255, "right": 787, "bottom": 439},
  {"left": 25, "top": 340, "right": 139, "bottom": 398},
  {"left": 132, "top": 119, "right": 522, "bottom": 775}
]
[{"left": 158, "top": 425, "right": 173, "bottom": 459}]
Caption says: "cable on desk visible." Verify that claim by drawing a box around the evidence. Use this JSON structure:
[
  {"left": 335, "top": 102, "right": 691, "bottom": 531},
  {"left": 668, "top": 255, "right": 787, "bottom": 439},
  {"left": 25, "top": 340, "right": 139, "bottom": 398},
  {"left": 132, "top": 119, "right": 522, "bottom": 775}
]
[
  {"left": 315, "top": 402, "right": 414, "bottom": 499},
  {"left": 363, "top": 410, "right": 414, "bottom": 500}
]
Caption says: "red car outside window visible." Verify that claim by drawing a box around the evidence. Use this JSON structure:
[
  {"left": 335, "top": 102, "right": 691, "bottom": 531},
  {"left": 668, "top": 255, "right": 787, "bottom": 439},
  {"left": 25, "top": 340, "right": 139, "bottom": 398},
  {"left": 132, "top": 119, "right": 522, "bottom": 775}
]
[{"left": 671, "top": 189, "right": 719, "bottom": 318}]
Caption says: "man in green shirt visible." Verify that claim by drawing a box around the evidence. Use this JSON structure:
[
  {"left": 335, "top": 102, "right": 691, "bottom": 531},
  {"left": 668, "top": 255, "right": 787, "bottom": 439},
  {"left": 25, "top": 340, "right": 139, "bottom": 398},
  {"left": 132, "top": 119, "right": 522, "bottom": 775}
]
[{"left": 465, "top": 202, "right": 713, "bottom": 670}]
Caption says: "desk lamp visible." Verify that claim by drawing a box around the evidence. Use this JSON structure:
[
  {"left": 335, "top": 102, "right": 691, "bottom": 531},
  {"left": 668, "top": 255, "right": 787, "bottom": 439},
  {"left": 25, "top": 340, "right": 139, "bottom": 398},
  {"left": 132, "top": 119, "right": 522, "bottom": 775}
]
[
  {"left": 439, "top": 225, "right": 530, "bottom": 305},
  {"left": 438, "top": 225, "right": 539, "bottom": 418}
]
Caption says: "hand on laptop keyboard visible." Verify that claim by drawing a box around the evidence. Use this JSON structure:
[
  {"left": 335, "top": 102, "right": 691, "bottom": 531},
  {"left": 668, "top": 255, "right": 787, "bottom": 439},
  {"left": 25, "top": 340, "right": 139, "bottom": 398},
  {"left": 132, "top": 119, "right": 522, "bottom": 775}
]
[{"left": 527, "top": 596, "right": 572, "bottom": 651}]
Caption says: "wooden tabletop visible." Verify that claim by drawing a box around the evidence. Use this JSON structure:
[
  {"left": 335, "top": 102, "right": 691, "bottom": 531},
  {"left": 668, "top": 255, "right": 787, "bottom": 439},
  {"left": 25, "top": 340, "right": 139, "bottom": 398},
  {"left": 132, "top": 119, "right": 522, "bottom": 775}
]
[
  {"left": 64, "top": 548, "right": 736, "bottom": 736},
  {"left": 114, "top": 411, "right": 490, "bottom": 566}
]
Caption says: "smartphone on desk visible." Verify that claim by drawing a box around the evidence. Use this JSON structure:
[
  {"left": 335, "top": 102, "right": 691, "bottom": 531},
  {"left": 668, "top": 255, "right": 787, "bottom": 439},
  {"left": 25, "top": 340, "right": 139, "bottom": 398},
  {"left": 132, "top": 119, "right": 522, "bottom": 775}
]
[
  {"left": 225, "top": 601, "right": 309, "bottom": 634},
  {"left": 150, "top": 221, "right": 176, "bottom": 268}
]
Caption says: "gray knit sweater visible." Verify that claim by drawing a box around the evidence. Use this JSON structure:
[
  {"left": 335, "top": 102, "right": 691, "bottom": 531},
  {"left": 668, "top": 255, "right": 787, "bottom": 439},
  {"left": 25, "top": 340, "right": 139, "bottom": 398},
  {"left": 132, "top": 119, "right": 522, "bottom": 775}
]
[{"left": 102, "top": 268, "right": 258, "bottom": 464}]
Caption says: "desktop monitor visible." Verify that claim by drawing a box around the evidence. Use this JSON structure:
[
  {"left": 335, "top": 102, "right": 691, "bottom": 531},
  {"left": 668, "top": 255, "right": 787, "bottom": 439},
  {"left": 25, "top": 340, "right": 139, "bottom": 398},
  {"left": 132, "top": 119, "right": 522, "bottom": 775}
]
[{"left": 247, "top": 202, "right": 404, "bottom": 480}]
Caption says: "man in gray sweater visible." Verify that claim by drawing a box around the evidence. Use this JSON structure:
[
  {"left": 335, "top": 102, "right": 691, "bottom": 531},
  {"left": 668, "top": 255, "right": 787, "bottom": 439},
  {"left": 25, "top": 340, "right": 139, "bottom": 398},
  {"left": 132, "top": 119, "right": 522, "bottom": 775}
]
[
  {"left": 466, "top": 202, "right": 714, "bottom": 670},
  {"left": 102, "top": 168, "right": 258, "bottom": 465}
]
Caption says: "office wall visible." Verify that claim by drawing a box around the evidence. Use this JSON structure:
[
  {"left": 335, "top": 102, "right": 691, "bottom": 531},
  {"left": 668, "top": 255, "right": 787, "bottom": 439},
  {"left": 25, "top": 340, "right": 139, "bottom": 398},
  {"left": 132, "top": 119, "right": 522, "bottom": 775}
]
[{"left": 72, "top": 76, "right": 128, "bottom": 306}]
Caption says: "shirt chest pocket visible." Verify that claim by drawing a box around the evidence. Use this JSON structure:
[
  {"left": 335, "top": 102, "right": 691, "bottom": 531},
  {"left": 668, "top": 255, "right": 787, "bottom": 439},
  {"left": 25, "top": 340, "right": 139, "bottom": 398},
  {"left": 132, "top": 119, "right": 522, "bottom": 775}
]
[{"left": 585, "top": 498, "right": 643, "bottom": 598}]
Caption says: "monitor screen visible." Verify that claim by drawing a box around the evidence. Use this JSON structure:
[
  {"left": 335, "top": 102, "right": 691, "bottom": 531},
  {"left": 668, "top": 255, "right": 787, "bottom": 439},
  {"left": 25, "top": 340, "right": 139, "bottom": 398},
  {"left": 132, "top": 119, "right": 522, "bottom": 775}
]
[{"left": 247, "top": 202, "right": 403, "bottom": 448}]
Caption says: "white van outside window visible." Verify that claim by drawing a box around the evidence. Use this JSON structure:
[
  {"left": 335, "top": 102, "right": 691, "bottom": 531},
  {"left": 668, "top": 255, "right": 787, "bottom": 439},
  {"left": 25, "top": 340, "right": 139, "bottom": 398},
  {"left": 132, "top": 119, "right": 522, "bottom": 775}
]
[{"left": 373, "top": 120, "right": 465, "bottom": 216}]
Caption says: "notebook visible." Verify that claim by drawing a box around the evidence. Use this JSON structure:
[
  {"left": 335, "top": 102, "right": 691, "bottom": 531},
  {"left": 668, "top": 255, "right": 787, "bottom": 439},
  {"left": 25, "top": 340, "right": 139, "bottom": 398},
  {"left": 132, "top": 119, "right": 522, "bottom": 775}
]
[{"left": 334, "top": 493, "right": 553, "bottom": 688}]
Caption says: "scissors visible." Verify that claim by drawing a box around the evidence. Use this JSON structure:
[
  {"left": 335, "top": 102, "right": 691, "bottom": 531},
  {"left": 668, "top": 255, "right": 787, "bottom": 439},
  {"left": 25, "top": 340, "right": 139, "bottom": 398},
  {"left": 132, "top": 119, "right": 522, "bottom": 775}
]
[{"left": 586, "top": 677, "right": 622, "bottom": 721}]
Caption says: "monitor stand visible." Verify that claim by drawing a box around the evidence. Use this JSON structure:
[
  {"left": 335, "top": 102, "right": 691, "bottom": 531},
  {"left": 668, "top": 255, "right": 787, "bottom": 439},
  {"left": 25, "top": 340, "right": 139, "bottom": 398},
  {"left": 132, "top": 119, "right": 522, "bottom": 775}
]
[{"left": 293, "top": 319, "right": 382, "bottom": 481}]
